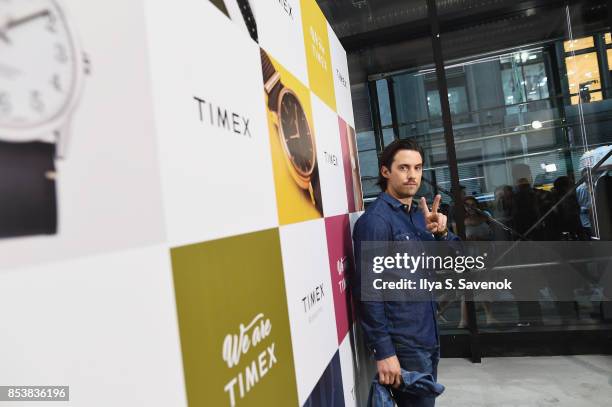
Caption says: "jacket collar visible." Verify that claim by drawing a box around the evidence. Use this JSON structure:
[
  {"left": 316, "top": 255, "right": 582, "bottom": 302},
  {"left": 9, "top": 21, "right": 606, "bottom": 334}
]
[{"left": 380, "top": 192, "right": 418, "bottom": 213}]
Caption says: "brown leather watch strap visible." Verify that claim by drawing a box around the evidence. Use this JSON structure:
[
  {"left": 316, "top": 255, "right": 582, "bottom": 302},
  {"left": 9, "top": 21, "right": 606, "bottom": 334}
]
[
  {"left": 260, "top": 49, "right": 283, "bottom": 111},
  {"left": 260, "top": 49, "right": 275, "bottom": 84},
  {"left": 311, "top": 163, "right": 323, "bottom": 215}
]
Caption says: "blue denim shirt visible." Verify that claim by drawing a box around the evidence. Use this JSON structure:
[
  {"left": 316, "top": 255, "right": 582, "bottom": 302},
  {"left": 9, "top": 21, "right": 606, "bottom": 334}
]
[{"left": 352, "top": 192, "right": 459, "bottom": 360}]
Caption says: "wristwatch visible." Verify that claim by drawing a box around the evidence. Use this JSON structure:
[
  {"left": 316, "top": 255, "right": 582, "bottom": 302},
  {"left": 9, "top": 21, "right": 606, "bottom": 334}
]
[
  {"left": 260, "top": 49, "right": 323, "bottom": 214},
  {"left": 434, "top": 227, "right": 449, "bottom": 240},
  {"left": 0, "top": 0, "right": 88, "bottom": 238}
]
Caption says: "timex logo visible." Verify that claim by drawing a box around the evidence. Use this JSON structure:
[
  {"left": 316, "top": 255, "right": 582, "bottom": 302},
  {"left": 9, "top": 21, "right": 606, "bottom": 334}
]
[
  {"left": 336, "top": 69, "right": 347, "bottom": 88},
  {"left": 337, "top": 256, "right": 348, "bottom": 294},
  {"left": 309, "top": 26, "right": 328, "bottom": 71},
  {"left": 222, "top": 313, "right": 277, "bottom": 407},
  {"left": 323, "top": 151, "right": 338, "bottom": 166},
  {"left": 277, "top": 0, "right": 294, "bottom": 18},
  {"left": 337, "top": 256, "right": 347, "bottom": 275},
  {"left": 193, "top": 96, "right": 252, "bottom": 138},
  {"left": 301, "top": 283, "right": 324, "bottom": 313}
]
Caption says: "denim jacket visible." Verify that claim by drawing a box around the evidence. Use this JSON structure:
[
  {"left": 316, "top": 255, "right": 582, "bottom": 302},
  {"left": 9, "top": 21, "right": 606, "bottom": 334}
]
[
  {"left": 352, "top": 192, "right": 460, "bottom": 360},
  {"left": 367, "top": 369, "right": 445, "bottom": 407}
]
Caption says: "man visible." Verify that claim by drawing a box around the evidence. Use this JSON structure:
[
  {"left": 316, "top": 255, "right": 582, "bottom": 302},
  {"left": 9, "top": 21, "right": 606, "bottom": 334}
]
[{"left": 352, "top": 139, "right": 459, "bottom": 407}]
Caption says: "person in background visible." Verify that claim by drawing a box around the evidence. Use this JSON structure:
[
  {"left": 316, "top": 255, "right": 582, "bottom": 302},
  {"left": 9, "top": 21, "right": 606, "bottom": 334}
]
[
  {"left": 457, "top": 196, "right": 498, "bottom": 327},
  {"left": 447, "top": 184, "right": 466, "bottom": 235},
  {"left": 575, "top": 167, "right": 606, "bottom": 239},
  {"left": 510, "top": 164, "right": 549, "bottom": 325},
  {"left": 550, "top": 176, "right": 587, "bottom": 241},
  {"left": 463, "top": 196, "right": 493, "bottom": 241},
  {"left": 493, "top": 185, "right": 513, "bottom": 241}
]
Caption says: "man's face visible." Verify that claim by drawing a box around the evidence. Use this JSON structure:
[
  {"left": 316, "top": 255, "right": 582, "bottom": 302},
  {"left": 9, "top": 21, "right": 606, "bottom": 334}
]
[{"left": 382, "top": 149, "right": 423, "bottom": 198}]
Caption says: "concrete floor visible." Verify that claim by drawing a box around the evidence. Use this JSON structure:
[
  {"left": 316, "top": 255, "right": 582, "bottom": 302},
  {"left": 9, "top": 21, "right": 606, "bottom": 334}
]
[{"left": 436, "top": 355, "right": 612, "bottom": 406}]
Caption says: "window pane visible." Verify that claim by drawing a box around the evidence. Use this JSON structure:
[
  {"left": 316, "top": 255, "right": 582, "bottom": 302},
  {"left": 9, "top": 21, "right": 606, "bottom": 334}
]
[
  {"left": 356, "top": 149, "right": 379, "bottom": 179},
  {"left": 523, "top": 63, "right": 549, "bottom": 101},
  {"left": 356, "top": 130, "right": 376, "bottom": 151},
  {"left": 376, "top": 79, "right": 392, "bottom": 126},
  {"left": 383, "top": 128, "right": 395, "bottom": 146},
  {"left": 425, "top": 70, "right": 471, "bottom": 127},
  {"left": 563, "top": 36, "right": 594, "bottom": 52},
  {"left": 500, "top": 50, "right": 549, "bottom": 114},
  {"left": 565, "top": 52, "right": 602, "bottom": 105}
]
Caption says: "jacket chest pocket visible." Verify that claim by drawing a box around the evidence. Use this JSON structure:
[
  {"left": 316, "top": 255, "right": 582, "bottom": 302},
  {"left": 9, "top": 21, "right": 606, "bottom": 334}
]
[{"left": 394, "top": 231, "right": 419, "bottom": 241}]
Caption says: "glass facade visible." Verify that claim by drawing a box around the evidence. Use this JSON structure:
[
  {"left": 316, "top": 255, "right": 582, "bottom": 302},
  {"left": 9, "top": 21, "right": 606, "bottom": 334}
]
[{"left": 353, "top": 3, "right": 612, "bottom": 344}]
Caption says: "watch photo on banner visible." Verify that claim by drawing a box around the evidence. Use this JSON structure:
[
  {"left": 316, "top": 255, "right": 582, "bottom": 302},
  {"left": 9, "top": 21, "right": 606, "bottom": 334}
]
[
  {"left": 347, "top": 125, "right": 364, "bottom": 212},
  {"left": 261, "top": 49, "right": 324, "bottom": 225},
  {"left": 0, "top": 0, "right": 88, "bottom": 239},
  {"left": 0, "top": 0, "right": 166, "bottom": 268},
  {"left": 339, "top": 119, "right": 364, "bottom": 212}
]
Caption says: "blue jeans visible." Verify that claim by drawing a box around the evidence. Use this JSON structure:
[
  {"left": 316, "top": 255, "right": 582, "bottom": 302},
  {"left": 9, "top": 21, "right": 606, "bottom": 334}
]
[{"left": 391, "top": 343, "right": 440, "bottom": 407}]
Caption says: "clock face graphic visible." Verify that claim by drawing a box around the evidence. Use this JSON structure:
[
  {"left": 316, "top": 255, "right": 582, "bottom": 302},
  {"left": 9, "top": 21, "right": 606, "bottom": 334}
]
[
  {"left": 278, "top": 89, "right": 316, "bottom": 178},
  {"left": 0, "top": 0, "right": 78, "bottom": 133}
]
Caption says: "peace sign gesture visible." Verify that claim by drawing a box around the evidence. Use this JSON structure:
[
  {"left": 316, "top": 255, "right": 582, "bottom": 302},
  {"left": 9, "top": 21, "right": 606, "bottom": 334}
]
[{"left": 419, "top": 194, "right": 448, "bottom": 236}]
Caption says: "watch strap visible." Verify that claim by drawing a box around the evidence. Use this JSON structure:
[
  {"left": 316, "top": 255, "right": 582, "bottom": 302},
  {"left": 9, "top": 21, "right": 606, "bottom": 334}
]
[
  {"left": 311, "top": 163, "right": 323, "bottom": 215},
  {"left": 0, "top": 141, "right": 57, "bottom": 238},
  {"left": 261, "top": 49, "right": 276, "bottom": 84},
  {"left": 260, "top": 49, "right": 283, "bottom": 111},
  {"left": 235, "top": 0, "right": 258, "bottom": 42}
]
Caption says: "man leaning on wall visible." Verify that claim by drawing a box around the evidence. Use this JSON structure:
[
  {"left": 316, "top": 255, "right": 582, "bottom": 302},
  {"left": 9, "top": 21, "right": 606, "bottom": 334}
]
[{"left": 353, "top": 139, "right": 460, "bottom": 407}]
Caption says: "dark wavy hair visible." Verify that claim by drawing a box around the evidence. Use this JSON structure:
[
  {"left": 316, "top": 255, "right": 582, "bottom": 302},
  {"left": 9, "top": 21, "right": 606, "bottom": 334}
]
[{"left": 376, "top": 138, "right": 425, "bottom": 191}]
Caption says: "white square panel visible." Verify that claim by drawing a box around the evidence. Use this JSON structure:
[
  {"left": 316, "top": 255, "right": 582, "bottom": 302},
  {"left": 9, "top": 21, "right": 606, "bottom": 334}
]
[
  {"left": 0, "top": 245, "right": 186, "bottom": 407},
  {"left": 255, "top": 0, "right": 309, "bottom": 87},
  {"left": 279, "top": 218, "right": 338, "bottom": 405},
  {"left": 311, "top": 93, "right": 349, "bottom": 217},
  {"left": 145, "top": 0, "right": 278, "bottom": 247}
]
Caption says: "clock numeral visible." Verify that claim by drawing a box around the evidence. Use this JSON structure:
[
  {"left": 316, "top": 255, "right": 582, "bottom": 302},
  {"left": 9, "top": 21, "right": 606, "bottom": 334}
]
[
  {"left": 51, "top": 74, "right": 62, "bottom": 92},
  {"left": 30, "top": 91, "right": 44, "bottom": 113},
  {"left": 0, "top": 92, "right": 11, "bottom": 115},
  {"left": 54, "top": 43, "right": 68, "bottom": 64}
]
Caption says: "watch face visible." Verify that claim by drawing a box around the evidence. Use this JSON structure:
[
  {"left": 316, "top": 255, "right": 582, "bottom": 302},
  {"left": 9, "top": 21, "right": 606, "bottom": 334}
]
[
  {"left": 279, "top": 91, "right": 315, "bottom": 177},
  {"left": 0, "top": 0, "right": 77, "bottom": 130}
]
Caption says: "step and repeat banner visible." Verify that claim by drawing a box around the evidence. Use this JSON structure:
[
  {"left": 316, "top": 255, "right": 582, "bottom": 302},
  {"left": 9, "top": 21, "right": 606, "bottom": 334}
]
[{"left": 0, "top": 0, "right": 364, "bottom": 406}]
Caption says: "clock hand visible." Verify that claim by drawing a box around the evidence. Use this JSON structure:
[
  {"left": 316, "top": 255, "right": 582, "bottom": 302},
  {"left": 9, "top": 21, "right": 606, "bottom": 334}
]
[
  {"left": 293, "top": 103, "right": 301, "bottom": 134},
  {"left": 0, "top": 15, "right": 9, "bottom": 44},
  {"left": 0, "top": 29, "right": 9, "bottom": 45},
  {"left": 6, "top": 9, "right": 50, "bottom": 32}
]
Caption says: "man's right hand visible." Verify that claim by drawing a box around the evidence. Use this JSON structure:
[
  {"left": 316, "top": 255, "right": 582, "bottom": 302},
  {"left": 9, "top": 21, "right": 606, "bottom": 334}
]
[{"left": 376, "top": 355, "right": 402, "bottom": 388}]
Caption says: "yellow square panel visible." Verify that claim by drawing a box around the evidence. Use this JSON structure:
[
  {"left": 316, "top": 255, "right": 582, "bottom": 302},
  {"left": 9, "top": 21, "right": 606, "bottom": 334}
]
[{"left": 301, "top": 0, "right": 336, "bottom": 111}]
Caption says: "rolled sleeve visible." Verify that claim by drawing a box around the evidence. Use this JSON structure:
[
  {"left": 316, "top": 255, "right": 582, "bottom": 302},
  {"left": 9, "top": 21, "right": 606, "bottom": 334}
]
[{"left": 372, "top": 335, "right": 397, "bottom": 360}]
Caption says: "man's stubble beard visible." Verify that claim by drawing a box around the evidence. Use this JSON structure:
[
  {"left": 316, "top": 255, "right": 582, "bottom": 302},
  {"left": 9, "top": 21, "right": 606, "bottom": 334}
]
[{"left": 391, "top": 182, "right": 420, "bottom": 200}]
